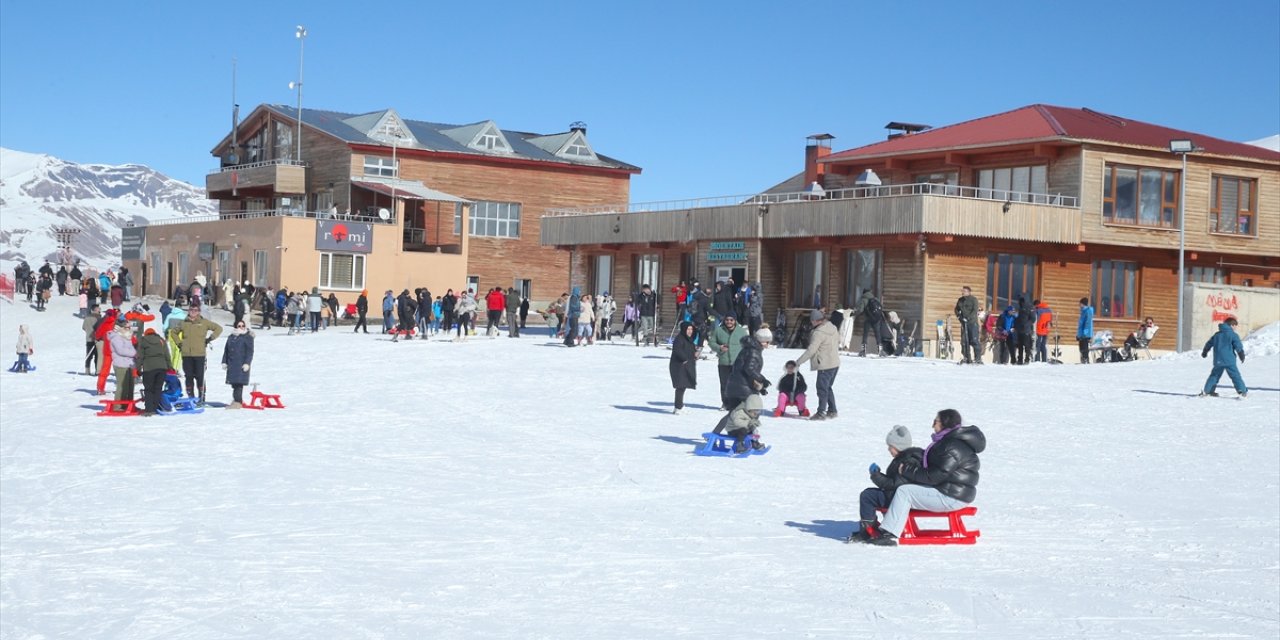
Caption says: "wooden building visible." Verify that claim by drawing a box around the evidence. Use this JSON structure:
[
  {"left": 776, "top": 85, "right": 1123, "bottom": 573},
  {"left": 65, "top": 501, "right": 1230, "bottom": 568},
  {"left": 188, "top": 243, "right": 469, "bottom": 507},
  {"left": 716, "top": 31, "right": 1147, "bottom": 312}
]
[
  {"left": 541, "top": 105, "right": 1279, "bottom": 353},
  {"left": 127, "top": 104, "right": 638, "bottom": 306}
]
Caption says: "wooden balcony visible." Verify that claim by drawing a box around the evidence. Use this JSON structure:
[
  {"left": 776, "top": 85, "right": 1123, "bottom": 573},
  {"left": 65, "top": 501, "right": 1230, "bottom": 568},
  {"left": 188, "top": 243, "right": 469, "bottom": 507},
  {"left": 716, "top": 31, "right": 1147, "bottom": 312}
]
[
  {"left": 206, "top": 160, "right": 307, "bottom": 198},
  {"left": 541, "top": 184, "right": 1083, "bottom": 246}
]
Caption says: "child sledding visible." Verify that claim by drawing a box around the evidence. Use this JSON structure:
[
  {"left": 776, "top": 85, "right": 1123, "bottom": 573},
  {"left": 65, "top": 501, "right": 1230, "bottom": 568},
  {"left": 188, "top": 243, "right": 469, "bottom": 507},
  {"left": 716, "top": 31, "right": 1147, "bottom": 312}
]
[{"left": 698, "top": 333, "right": 771, "bottom": 456}]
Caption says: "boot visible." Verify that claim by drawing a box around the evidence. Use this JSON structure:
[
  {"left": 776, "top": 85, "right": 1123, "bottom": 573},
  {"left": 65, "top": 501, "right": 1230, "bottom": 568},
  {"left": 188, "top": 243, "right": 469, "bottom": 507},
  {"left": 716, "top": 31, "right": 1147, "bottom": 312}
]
[
  {"left": 867, "top": 531, "right": 898, "bottom": 546},
  {"left": 845, "top": 520, "right": 879, "bottom": 544}
]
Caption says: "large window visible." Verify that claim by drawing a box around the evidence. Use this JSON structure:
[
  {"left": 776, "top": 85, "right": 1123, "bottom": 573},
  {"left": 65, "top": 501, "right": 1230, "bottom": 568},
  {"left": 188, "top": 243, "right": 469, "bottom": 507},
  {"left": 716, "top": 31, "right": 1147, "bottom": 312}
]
[
  {"left": 466, "top": 201, "right": 521, "bottom": 238},
  {"left": 977, "top": 165, "right": 1047, "bottom": 200},
  {"left": 792, "top": 250, "right": 826, "bottom": 308},
  {"left": 362, "top": 155, "right": 398, "bottom": 178},
  {"left": 149, "top": 251, "right": 161, "bottom": 286},
  {"left": 1103, "top": 164, "right": 1178, "bottom": 228},
  {"left": 254, "top": 250, "right": 268, "bottom": 287},
  {"left": 843, "top": 249, "right": 882, "bottom": 308},
  {"left": 986, "top": 253, "right": 1038, "bottom": 311},
  {"left": 591, "top": 255, "right": 614, "bottom": 296},
  {"left": 318, "top": 253, "right": 366, "bottom": 291},
  {"left": 217, "top": 250, "right": 231, "bottom": 285},
  {"left": 1092, "top": 260, "right": 1139, "bottom": 319},
  {"left": 1210, "top": 175, "right": 1257, "bottom": 236},
  {"left": 1185, "top": 266, "right": 1224, "bottom": 284},
  {"left": 634, "top": 254, "right": 660, "bottom": 293}
]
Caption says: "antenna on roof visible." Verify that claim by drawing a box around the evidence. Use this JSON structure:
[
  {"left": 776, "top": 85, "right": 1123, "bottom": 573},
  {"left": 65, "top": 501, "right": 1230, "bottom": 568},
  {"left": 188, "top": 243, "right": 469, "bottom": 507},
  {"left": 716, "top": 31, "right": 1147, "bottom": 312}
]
[{"left": 230, "top": 58, "right": 240, "bottom": 167}]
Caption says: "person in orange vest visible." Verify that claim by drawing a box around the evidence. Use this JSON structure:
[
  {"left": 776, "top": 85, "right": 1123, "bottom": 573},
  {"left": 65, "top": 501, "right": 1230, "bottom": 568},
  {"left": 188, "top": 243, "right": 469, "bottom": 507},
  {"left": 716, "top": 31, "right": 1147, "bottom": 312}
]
[{"left": 1034, "top": 299, "right": 1054, "bottom": 363}]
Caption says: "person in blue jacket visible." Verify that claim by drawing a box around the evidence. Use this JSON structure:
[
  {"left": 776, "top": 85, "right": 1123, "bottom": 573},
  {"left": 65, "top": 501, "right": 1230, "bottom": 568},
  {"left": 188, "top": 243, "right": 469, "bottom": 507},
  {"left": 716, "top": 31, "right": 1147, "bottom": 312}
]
[
  {"left": 1200, "top": 318, "right": 1248, "bottom": 398},
  {"left": 563, "top": 287, "right": 582, "bottom": 347},
  {"left": 1076, "top": 297, "right": 1094, "bottom": 364}
]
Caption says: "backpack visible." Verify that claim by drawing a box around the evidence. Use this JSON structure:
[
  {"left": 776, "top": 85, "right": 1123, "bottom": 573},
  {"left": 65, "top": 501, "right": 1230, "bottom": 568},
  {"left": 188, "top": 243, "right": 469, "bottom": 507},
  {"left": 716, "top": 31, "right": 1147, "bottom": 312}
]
[{"left": 864, "top": 297, "right": 884, "bottom": 324}]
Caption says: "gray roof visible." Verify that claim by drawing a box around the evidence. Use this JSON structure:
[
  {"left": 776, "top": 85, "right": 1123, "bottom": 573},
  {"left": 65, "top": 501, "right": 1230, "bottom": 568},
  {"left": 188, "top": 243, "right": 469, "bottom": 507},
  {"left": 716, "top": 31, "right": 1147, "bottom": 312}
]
[{"left": 263, "top": 105, "right": 640, "bottom": 172}]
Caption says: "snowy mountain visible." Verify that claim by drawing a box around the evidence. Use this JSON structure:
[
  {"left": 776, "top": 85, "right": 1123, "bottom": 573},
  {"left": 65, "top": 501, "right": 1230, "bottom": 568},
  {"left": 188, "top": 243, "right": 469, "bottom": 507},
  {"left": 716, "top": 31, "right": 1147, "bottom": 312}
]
[
  {"left": 0, "top": 147, "right": 215, "bottom": 274},
  {"left": 1246, "top": 134, "right": 1280, "bottom": 152}
]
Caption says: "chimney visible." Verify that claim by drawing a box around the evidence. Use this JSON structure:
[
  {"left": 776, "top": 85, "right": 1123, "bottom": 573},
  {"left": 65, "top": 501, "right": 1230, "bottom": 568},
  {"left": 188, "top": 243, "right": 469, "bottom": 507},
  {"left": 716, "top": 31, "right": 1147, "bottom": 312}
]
[{"left": 804, "top": 133, "right": 834, "bottom": 187}]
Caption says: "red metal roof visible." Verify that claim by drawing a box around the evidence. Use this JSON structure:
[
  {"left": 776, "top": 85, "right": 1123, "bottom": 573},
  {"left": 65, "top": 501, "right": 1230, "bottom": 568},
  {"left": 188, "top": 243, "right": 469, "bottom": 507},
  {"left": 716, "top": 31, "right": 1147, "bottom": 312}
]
[{"left": 821, "top": 104, "right": 1280, "bottom": 163}]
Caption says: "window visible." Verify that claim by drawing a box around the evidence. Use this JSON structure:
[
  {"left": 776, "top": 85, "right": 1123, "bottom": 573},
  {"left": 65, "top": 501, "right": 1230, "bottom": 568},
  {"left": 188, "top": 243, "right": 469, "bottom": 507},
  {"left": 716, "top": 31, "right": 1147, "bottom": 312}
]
[
  {"left": 254, "top": 250, "right": 268, "bottom": 287},
  {"left": 363, "top": 155, "right": 398, "bottom": 178},
  {"left": 563, "top": 140, "right": 592, "bottom": 157},
  {"left": 470, "top": 124, "right": 511, "bottom": 153},
  {"left": 843, "top": 249, "right": 882, "bottom": 308},
  {"left": 315, "top": 190, "right": 334, "bottom": 213},
  {"left": 454, "top": 203, "right": 464, "bottom": 235},
  {"left": 149, "top": 251, "right": 161, "bottom": 285},
  {"left": 591, "top": 255, "right": 614, "bottom": 297},
  {"left": 977, "top": 166, "right": 1047, "bottom": 201},
  {"left": 1091, "top": 260, "right": 1139, "bottom": 319},
  {"left": 318, "top": 253, "right": 366, "bottom": 291},
  {"left": 986, "top": 253, "right": 1038, "bottom": 311},
  {"left": 178, "top": 252, "right": 190, "bottom": 287},
  {"left": 217, "top": 250, "right": 231, "bottom": 286},
  {"left": 792, "top": 250, "right": 826, "bottom": 307},
  {"left": 467, "top": 201, "right": 521, "bottom": 238},
  {"left": 1102, "top": 164, "right": 1178, "bottom": 228},
  {"left": 466, "top": 275, "right": 480, "bottom": 295},
  {"left": 634, "top": 254, "right": 661, "bottom": 293},
  {"left": 273, "top": 120, "right": 293, "bottom": 160},
  {"left": 1210, "top": 175, "right": 1257, "bottom": 236},
  {"left": 1185, "top": 266, "right": 1224, "bottom": 284}
]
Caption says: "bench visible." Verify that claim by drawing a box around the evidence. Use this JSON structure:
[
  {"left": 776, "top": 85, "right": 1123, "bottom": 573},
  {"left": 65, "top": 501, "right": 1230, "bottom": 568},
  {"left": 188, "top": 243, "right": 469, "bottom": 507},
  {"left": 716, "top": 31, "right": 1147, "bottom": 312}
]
[
  {"left": 97, "top": 398, "right": 141, "bottom": 417},
  {"left": 880, "top": 506, "right": 981, "bottom": 545},
  {"left": 244, "top": 391, "right": 285, "bottom": 410}
]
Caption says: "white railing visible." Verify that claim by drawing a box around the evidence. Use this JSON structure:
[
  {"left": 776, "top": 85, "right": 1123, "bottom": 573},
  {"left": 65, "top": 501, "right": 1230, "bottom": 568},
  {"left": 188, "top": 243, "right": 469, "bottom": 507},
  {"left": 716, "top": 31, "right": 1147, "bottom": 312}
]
[
  {"left": 143, "top": 209, "right": 396, "bottom": 227},
  {"left": 212, "top": 158, "right": 308, "bottom": 173},
  {"left": 544, "top": 182, "right": 1079, "bottom": 216}
]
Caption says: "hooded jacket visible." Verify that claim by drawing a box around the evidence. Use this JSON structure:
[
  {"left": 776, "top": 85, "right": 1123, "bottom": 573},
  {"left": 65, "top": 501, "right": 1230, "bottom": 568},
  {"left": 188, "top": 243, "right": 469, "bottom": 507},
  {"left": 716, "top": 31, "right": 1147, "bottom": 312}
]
[
  {"left": 567, "top": 287, "right": 582, "bottom": 320},
  {"left": 108, "top": 326, "right": 137, "bottom": 369},
  {"left": 899, "top": 425, "right": 986, "bottom": 503},
  {"left": 708, "top": 322, "right": 748, "bottom": 366},
  {"left": 1202, "top": 322, "right": 1246, "bottom": 368},
  {"left": 171, "top": 314, "right": 223, "bottom": 357},
  {"left": 1077, "top": 304, "right": 1095, "bottom": 339},
  {"left": 222, "top": 330, "right": 255, "bottom": 385},
  {"left": 669, "top": 322, "right": 698, "bottom": 390},
  {"left": 726, "top": 334, "right": 770, "bottom": 399},
  {"left": 726, "top": 394, "right": 764, "bottom": 433},
  {"left": 795, "top": 320, "right": 840, "bottom": 371},
  {"left": 15, "top": 326, "right": 33, "bottom": 354},
  {"left": 137, "top": 330, "right": 170, "bottom": 372}
]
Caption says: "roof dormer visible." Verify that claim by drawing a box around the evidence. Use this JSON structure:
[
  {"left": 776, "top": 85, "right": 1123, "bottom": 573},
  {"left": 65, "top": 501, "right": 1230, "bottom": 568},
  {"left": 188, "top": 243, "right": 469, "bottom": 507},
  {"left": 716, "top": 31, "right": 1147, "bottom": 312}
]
[
  {"left": 527, "top": 125, "right": 599, "bottom": 162},
  {"left": 344, "top": 109, "right": 418, "bottom": 147},
  {"left": 442, "top": 120, "right": 512, "bottom": 154}
]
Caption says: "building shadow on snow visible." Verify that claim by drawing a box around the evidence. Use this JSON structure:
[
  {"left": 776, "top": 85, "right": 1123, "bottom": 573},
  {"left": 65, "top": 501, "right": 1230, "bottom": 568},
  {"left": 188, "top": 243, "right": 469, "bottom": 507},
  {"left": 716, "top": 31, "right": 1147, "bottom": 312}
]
[
  {"left": 785, "top": 519, "right": 857, "bottom": 542},
  {"left": 651, "top": 435, "right": 705, "bottom": 447}
]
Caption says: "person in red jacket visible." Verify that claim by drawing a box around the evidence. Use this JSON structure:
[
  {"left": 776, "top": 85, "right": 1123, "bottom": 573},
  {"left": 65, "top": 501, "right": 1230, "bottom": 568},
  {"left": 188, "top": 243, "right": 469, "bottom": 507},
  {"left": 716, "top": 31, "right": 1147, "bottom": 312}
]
[
  {"left": 94, "top": 308, "right": 122, "bottom": 394},
  {"left": 484, "top": 287, "right": 506, "bottom": 337},
  {"left": 671, "top": 281, "right": 688, "bottom": 321},
  {"left": 1033, "top": 300, "right": 1054, "bottom": 362}
]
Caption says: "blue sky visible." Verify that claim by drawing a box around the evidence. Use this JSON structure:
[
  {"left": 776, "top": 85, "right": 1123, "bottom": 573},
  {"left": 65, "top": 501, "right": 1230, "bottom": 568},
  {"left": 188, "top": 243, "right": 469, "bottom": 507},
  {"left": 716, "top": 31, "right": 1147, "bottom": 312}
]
[{"left": 2, "top": 0, "right": 1277, "bottom": 203}]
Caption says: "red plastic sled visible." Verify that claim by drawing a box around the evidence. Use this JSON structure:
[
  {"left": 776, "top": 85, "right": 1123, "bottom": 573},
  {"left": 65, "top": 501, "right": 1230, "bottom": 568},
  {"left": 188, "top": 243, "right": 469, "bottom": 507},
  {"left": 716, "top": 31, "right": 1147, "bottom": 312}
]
[
  {"left": 882, "top": 506, "right": 981, "bottom": 545},
  {"left": 244, "top": 391, "right": 285, "bottom": 410},
  {"left": 97, "top": 398, "right": 141, "bottom": 417}
]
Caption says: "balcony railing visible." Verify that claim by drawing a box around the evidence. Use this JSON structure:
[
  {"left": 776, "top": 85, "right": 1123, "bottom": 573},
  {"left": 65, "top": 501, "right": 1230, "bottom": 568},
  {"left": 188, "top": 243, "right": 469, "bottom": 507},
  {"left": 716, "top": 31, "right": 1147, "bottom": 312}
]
[
  {"left": 212, "top": 158, "right": 308, "bottom": 173},
  {"left": 545, "top": 182, "right": 1078, "bottom": 217},
  {"left": 143, "top": 209, "right": 397, "bottom": 227}
]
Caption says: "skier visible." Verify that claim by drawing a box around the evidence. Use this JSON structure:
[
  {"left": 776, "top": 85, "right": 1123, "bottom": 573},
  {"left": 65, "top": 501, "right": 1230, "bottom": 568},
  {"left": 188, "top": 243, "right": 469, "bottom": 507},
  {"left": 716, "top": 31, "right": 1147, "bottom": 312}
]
[
  {"left": 222, "top": 319, "right": 255, "bottom": 409},
  {"left": 669, "top": 321, "right": 698, "bottom": 414},
  {"left": 1200, "top": 317, "right": 1248, "bottom": 398},
  {"left": 846, "top": 425, "right": 924, "bottom": 543},
  {"left": 954, "top": 286, "right": 982, "bottom": 364},
  {"left": 10, "top": 325, "right": 34, "bottom": 373}
]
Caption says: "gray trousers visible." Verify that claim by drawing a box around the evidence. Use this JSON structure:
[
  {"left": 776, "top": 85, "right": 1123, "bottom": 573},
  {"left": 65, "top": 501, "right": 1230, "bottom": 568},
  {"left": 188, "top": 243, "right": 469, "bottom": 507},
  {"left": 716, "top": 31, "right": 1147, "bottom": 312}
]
[
  {"left": 506, "top": 311, "right": 520, "bottom": 337},
  {"left": 879, "top": 483, "right": 969, "bottom": 537}
]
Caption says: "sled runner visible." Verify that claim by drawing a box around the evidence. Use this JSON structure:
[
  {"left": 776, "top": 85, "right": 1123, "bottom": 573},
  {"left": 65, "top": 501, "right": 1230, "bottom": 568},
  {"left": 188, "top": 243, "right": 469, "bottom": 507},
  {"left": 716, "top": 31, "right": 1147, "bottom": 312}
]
[{"left": 695, "top": 432, "right": 770, "bottom": 457}]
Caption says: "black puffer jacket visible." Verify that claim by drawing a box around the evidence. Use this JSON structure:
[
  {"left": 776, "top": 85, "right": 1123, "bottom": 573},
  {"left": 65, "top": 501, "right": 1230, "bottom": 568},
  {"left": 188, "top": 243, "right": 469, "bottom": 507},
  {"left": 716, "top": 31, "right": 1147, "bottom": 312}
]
[
  {"left": 899, "top": 425, "right": 986, "bottom": 503},
  {"left": 1014, "top": 295, "right": 1036, "bottom": 335},
  {"left": 871, "top": 447, "right": 924, "bottom": 505},
  {"left": 725, "top": 335, "right": 769, "bottom": 399}
]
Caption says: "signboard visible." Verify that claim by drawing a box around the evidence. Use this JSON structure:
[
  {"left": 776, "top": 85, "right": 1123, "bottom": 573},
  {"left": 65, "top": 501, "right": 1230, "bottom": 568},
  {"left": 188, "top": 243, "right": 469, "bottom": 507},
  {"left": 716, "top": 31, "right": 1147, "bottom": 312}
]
[
  {"left": 707, "top": 251, "right": 748, "bottom": 262},
  {"left": 709, "top": 241, "right": 744, "bottom": 251},
  {"left": 197, "top": 242, "right": 215, "bottom": 261},
  {"left": 120, "top": 226, "right": 146, "bottom": 260},
  {"left": 316, "top": 220, "right": 373, "bottom": 253}
]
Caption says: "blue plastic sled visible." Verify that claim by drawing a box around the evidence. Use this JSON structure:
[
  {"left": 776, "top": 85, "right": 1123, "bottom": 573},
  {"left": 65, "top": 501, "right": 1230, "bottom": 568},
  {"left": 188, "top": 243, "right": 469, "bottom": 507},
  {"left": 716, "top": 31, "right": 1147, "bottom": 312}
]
[
  {"left": 160, "top": 394, "right": 204, "bottom": 415},
  {"left": 695, "top": 432, "right": 771, "bottom": 457},
  {"left": 7, "top": 361, "right": 35, "bottom": 372}
]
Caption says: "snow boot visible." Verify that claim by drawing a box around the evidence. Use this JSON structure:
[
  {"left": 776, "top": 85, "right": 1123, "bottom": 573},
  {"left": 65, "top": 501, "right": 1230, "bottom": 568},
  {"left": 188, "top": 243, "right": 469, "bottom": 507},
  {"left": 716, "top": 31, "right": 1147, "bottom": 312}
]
[
  {"left": 732, "top": 438, "right": 748, "bottom": 454},
  {"left": 867, "top": 531, "right": 898, "bottom": 547},
  {"left": 845, "top": 520, "right": 879, "bottom": 544}
]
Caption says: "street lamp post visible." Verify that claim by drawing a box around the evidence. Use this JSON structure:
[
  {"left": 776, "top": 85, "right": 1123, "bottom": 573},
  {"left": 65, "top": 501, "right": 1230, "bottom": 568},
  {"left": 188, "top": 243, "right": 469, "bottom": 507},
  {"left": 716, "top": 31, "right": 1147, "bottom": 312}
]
[
  {"left": 1169, "top": 139, "right": 1199, "bottom": 352},
  {"left": 289, "top": 26, "right": 306, "bottom": 163}
]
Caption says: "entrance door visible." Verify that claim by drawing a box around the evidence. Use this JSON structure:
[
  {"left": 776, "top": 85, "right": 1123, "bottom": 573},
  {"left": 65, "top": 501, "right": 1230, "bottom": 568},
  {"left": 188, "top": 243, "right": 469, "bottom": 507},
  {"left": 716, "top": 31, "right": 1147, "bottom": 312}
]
[
  {"left": 710, "top": 266, "right": 747, "bottom": 287},
  {"left": 515, "top": 279, "right": 531, "bottom": 301},
  {"left": 466, "top": 275, "right": 480, "bottom": 295},
  {"left": 166, "top": 262, "right": 174, "bottom": 298},
  {"left": 240, "top": 261, "right": 249, "bottom": 284}
]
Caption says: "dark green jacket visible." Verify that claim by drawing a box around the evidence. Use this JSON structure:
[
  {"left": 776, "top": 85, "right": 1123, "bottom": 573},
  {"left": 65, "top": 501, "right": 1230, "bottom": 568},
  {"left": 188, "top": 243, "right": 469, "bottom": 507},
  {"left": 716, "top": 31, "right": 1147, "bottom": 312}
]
[
  {"left": 954, "top": 295, "right": 980, "bottom": 324},
  {"left": 137, "top": 332, "right": 170, "bottom": 372}
]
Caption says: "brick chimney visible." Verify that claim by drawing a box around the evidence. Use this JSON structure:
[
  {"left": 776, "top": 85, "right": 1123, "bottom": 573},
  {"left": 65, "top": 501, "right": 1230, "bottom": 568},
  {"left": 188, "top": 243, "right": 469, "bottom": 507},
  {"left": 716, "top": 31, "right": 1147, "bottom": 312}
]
[{"left": 804, "top": 134, "right": 834, "bottom": 187}]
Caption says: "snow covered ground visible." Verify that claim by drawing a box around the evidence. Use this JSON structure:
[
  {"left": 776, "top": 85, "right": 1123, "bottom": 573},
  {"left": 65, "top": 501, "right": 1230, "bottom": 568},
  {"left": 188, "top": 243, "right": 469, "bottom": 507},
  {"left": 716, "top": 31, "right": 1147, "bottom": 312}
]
[{"left": 2, "top": 295, "right": 1277, "bottom": 639}]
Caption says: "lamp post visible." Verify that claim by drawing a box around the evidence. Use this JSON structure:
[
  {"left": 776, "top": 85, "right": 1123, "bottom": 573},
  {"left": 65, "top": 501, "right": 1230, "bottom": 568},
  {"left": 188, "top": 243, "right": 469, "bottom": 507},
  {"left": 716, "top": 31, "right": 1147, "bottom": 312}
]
[
  {"left": 1169, "top": 139, "right": 1199, "bottom": 352},
  {"left": 289, "top": 25, "right": 306, "bottom": 163}
]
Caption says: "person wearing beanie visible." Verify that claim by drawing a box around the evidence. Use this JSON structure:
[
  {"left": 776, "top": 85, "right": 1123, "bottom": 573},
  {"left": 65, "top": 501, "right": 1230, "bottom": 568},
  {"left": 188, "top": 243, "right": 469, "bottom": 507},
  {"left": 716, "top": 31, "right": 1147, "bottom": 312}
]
[
  {"left": 720, "top": 394, "right": 767, "bottom": 454},
  {"left": 137, "top": 326, "right": 170, "bottom": 416},
  {"left": 846, "top": 425, "right": 924, "bottom": 543},
  {"left": 866, "top": 409, "right": 987, "bottom": 547},
  {"left": 795, "top": 309, "right": 841, "bottom": 421}
]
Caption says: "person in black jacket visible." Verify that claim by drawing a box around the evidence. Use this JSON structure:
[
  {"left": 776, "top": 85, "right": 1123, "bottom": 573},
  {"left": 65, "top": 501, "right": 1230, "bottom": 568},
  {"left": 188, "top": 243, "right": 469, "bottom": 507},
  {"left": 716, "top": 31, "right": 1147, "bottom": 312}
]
[
  {"left": 712, "top": 281, "right": 733, "bottom": 322},
  {"left": 668, "top": 322, "right": 698, "bottom": 414},
  {"left": 868, "top": 409, "right": 986, "bottom": 546},
  {"left": 353, "top": 289, "right": 369, "bottom": 333},
  {"left": 440, "top": 290, "right": 458, "bottom": 335},
  {"left": 712, "top": 334, "right": 770, "bottom": 435},
  {"left": 393, "top": 289, "right": 417, "bottom": 341},
  {"left": 773, "top": 360, "right": 810, "bottom": 417},
  {"left": 1013, "top": 293, "right": 1036, "bottom": 364},
  {"left": 847, "top": 425, "right": 924, "bottom": 543}
]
